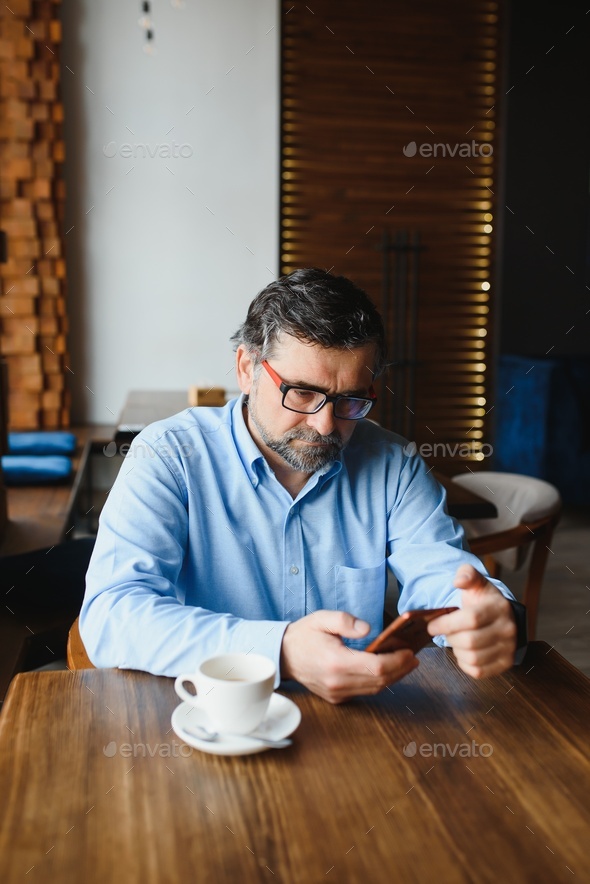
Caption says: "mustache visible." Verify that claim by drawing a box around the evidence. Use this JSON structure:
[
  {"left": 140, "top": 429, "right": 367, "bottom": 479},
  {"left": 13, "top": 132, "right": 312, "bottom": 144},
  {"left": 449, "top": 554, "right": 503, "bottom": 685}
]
[{"left": 283, "top": 427, "right": 343, "bottom": 447}]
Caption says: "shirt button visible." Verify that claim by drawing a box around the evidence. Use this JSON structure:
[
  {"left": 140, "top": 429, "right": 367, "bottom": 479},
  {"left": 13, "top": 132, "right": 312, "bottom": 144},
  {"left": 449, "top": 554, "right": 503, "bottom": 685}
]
[{"left": 290, "top": 565, "right": 299, "bottom": 575}]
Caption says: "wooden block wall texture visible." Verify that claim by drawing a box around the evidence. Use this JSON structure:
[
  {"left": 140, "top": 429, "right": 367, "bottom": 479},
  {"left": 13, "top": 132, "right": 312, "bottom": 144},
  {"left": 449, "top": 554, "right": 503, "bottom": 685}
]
[{"left": 0, "top": 0, "right": 69, "bottom": 430}]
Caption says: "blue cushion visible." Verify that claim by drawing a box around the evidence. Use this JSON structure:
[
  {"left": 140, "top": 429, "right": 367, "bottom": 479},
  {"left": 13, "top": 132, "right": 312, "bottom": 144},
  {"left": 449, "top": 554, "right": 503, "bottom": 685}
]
[
  {"left": 8, "top": 431, "right": 77, "bottom": 456},
  {"left": 494, "top": 355, "right": 554, "bottom": 477},
  {"left": 494, "top": 354, "right": 590, "bottom": 505},
  {"left": 1, "top": 455, "right": 73, "bottom": 485}
]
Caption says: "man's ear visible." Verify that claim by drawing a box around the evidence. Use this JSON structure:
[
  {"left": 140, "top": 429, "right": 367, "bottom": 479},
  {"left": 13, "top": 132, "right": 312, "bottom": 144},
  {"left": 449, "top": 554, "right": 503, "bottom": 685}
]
[{"left": 236, "top": 345, "right": 255, "bottom": 394}]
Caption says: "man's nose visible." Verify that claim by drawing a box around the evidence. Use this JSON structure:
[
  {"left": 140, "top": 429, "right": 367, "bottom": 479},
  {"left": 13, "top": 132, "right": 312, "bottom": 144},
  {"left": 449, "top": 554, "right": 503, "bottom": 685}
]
[{"left": 305, "top": 403, "right": 336, "bottom": 437}]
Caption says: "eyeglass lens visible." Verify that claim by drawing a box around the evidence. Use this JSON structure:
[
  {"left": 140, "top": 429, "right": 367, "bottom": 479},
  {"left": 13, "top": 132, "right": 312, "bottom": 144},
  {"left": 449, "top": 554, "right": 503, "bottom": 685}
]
[{"left": 283, "top": 388, "right": 371, "bottom": 419}]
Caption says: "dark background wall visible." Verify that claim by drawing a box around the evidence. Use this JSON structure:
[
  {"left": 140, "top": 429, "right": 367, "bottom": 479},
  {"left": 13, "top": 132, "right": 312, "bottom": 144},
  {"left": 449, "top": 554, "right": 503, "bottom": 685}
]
[{"left": 499, "top": 0, "right": 590, "bottom": 357}]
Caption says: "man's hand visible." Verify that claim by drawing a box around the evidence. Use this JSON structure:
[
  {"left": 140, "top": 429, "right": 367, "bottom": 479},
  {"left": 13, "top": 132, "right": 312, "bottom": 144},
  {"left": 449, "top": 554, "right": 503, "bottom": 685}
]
[
  {"left": 427, "top": 564, "right": 517, "bottom": 678},
  {"left": 280, "top": 610, "right": 419, "bottom": 704}
]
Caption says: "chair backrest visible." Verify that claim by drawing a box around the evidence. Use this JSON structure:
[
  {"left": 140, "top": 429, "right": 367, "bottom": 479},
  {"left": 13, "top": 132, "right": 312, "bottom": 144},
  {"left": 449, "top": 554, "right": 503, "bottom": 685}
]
[
  {"left": 67, "top": 616, "right": 96, "bottom": 670},
  {"left": 451, "top": 472, "right": 562, "bottom": 640},
  {"left": 452, "top": 472, "right": 561, "bottom": 568}
]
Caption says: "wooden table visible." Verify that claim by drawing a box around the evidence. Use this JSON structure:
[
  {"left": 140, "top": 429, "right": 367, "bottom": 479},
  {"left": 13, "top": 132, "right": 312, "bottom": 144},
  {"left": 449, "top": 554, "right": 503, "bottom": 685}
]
[
  {"left": 115, "top": 392, "right": 496, "bottom": 520},
  {"left": 0, "top": 642, "right": 588, "bottom": 882},
  {"left": 114, "top": 391, "right": 190, "bottom": 446}
]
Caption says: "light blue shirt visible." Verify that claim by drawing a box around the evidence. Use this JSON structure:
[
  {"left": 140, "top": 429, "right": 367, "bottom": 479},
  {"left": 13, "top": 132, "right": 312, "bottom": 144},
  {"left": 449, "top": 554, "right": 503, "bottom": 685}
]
[{"left": 81, "top": 396, "right": 515, "bottom": 679}]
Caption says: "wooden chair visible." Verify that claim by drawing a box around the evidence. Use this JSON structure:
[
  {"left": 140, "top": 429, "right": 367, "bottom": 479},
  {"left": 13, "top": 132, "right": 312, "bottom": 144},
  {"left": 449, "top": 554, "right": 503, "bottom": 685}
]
[
  {"left": 451, "top": 472, "right": 562, "bottom": 640},
  {"left": 67, "top": 616, "right": 95, "bottom": 670}
]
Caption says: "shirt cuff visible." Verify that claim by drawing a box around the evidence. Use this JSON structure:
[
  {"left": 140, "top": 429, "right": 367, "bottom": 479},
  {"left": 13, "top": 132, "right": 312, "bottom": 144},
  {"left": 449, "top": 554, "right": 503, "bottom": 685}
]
[
  {"left": 507, "top": 599, "right": 528, "bottom": 665},
  {"left": 229, "top": 619, "right": 290, "bottom": 689}
]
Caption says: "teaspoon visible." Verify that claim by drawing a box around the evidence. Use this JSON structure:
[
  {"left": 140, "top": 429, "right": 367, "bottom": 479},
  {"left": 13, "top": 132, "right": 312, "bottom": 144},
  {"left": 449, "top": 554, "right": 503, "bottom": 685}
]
[{"left": 184, "top": 723, "right": 292, "bottom": 749}]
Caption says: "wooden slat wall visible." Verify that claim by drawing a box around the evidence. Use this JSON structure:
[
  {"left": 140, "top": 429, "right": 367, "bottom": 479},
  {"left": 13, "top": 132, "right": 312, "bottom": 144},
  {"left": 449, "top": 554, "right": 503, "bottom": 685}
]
[
  {"left": 280, "top": 0, "right": 500, "bottom": 472},
  {"left": 0, "top": 0, "right": 68, "bottom": 430}
]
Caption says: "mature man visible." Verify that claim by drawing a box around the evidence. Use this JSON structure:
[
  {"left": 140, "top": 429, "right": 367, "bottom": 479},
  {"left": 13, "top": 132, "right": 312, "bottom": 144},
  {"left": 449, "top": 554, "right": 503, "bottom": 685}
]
[{"left": 81, "top": 269, "right": 525, "bottom": 703}]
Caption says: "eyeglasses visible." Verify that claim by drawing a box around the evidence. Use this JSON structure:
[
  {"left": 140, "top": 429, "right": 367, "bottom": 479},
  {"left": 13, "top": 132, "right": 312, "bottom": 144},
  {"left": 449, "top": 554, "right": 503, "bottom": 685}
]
[{"left": 261, "top": 360, "right": 376, "bottom": 420}]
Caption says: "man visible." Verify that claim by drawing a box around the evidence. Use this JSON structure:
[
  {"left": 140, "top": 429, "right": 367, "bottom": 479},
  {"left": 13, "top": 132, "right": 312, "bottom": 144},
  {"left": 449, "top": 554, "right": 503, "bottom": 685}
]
[{"left": 81, "top": 269, "right": 525, "bottom": 703}]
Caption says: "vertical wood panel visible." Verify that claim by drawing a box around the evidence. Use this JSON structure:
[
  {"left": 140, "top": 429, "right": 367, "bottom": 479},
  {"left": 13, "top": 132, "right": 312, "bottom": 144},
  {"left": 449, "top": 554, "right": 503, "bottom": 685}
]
[{"left": 281, "top": 0, "right": 501, "bottom": 471}]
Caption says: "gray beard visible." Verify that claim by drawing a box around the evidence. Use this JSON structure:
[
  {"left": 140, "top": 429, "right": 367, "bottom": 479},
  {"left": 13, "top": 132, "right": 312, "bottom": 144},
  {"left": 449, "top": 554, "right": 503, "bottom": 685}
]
[{"left": 246, "top": 397, "right": 344, "bottom": 473}]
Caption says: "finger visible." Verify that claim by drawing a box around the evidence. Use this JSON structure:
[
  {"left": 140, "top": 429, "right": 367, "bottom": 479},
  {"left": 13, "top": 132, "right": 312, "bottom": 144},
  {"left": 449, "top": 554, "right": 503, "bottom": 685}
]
[
  {"left": 358, "top": 647, "right": 417, "bottom": 680},
  {"left": 427, "top": 606, "right": 496, "bottom": 637},
  {"left": 325, "top": 664, "right": 419, "bottom": 702},
  {"left": 322, "top": 648, "right": 418, "bottom": 702},
  {"left": 453, "top": 642, "right": 514, "bottom": 670},
  {"left": 456, "top": 653, "right": 515, "bottom": 679},
  {"left": 314, "top": 610, "right": 370, "bottom": 640},
  {"left": 329, "top": 646, "right": 415, "bottom": 681},
  {"left": 454, "top": 564, "right": 489, "bottom": 590},
  {"left": 438, "top": 622, "right": 502, "bottom": 650}
]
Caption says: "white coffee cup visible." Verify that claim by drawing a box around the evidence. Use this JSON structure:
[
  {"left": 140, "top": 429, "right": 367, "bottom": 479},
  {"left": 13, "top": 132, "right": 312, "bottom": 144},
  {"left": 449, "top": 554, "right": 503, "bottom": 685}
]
[{"left": 174, "top": 653, "right": 276, "bottom": 735}]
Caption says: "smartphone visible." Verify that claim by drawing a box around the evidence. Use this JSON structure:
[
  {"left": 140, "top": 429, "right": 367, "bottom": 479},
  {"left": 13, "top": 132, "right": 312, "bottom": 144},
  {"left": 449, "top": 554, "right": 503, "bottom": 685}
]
[{"left": 365, "top": 607, "right": 458, "bottom": 654}]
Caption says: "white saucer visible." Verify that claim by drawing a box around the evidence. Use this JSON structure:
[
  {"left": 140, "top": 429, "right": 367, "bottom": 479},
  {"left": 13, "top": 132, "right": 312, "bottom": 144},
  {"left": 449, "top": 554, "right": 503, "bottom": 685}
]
[{"left": 171, "top": 693, "right": 301, "bottom": 756}]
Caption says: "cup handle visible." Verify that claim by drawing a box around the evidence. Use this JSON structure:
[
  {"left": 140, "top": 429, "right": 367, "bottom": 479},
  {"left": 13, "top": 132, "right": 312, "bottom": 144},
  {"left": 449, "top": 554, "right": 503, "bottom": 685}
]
[{"left": 174, "top": 674, "right": 200, "bottom": 705}]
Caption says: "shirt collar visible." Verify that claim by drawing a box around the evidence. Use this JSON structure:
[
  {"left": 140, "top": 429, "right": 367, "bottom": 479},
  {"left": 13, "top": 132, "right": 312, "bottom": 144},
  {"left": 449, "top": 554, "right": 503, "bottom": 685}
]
[
  {"left": 230, "top": 394, "right": 343, "bottom": 489},
  {"left": 231, "top": 394, "right": 266, "bottom": 484}
]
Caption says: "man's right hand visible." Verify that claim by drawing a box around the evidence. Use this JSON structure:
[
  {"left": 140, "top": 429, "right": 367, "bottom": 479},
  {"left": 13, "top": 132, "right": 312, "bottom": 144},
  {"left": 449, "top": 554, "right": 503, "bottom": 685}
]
[{"left": 280, "top": 610, "right": 419, "bottom": 704}]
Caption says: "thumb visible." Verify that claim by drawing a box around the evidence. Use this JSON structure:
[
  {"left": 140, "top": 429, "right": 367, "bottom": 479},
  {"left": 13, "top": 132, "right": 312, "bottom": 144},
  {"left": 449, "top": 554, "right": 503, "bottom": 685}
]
[
  {"left": 454, "top": 564, "right": 489, "bottom": 597},
  {"left": 317, "top": 610, "right": 370, "bottom": 639}
]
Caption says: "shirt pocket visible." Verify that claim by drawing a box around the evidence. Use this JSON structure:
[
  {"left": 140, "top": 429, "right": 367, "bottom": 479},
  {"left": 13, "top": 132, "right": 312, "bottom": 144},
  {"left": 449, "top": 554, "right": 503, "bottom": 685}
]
[{"left": 335, "top": 563, "right": 386, "bottom": 649}]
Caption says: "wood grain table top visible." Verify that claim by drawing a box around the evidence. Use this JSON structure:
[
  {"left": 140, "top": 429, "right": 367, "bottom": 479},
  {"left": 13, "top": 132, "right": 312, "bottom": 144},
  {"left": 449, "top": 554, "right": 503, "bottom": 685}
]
[{"left": 1, "top": 642, "right": 588, "bottom": 883}]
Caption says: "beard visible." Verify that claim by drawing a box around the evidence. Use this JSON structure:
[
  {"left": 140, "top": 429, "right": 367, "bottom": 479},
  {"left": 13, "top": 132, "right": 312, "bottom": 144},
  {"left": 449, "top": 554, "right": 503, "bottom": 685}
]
[{"left": 246, "top": 394, "right": 344, "bottom": 473}]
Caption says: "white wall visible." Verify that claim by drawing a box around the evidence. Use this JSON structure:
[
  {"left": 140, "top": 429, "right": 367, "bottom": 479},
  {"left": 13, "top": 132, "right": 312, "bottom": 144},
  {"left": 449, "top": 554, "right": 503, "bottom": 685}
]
[{"left": 61, "top": 0, "right": 279, "bottom": 424}]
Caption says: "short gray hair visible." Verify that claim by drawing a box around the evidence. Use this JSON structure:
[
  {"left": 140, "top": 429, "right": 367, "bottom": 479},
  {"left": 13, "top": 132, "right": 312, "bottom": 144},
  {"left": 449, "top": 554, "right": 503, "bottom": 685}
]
[{"left": 231, "top": 268, "right": 387, "bottom": 377}]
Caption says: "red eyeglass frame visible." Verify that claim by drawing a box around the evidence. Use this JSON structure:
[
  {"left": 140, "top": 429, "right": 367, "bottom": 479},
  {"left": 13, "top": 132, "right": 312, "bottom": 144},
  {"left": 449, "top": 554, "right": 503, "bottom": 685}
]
[{"left": 260, "top": 360, "right": 376, "bottom": 419}]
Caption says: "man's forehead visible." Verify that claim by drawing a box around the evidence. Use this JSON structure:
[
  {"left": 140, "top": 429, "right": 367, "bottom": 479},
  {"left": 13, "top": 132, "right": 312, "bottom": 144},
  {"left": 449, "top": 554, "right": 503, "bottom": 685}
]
[
  {"left": 268, "top": 335, "right": 376, "bottom": 390},
  {"left": 271, "top": 333, "right": 375, "bottom": 363}
]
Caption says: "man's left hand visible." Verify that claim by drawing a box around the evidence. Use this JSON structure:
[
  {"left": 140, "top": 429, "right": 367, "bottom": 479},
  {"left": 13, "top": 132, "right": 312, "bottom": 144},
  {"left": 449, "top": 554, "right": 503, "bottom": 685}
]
[{"left": 426, "top": 564, "right": 517, "bottom": 678}]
